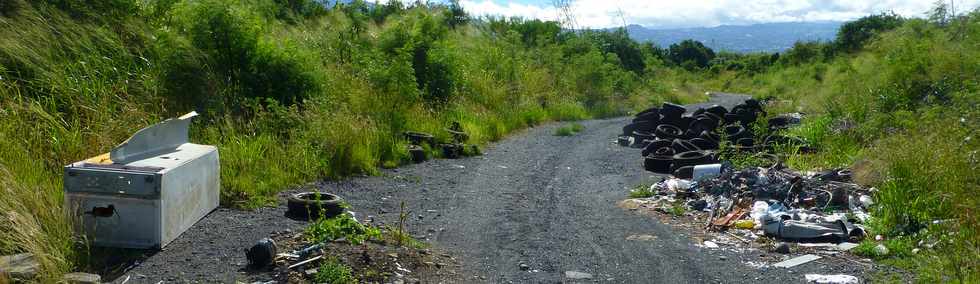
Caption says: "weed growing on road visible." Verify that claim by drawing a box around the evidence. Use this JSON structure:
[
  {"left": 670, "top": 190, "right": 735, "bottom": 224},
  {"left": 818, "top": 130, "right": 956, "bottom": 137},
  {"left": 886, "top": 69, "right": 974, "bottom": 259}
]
[
  {"left": 307, "top": 214, "right": 381, "bottom": 245},
  {"left": 554, "top": 123, "right": 585, "bottom": 136},
  {"left": 314, "top": 257, "right": 355, "bottom": 284},
  {"left": 628, "top": 183, "right": 655, "bottom": 198}
]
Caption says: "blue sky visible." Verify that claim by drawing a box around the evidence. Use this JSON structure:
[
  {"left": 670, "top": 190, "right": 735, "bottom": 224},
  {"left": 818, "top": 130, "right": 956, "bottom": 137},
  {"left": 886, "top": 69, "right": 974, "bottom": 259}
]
[{"left": 450, "top": 0, "right": 980, "bottom": 29}]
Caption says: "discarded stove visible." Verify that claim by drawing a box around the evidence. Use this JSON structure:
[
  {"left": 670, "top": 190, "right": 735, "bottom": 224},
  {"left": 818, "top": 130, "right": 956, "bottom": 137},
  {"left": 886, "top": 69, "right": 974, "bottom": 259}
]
[{"left": 64, "top": 112, "right": 219, "bottom": 249}]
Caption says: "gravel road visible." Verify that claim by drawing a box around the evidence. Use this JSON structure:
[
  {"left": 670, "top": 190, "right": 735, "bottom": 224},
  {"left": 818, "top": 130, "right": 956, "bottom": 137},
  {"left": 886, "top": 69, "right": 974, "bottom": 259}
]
[{"left": 115, "top": 93, "right": 876, "bottom": 283}]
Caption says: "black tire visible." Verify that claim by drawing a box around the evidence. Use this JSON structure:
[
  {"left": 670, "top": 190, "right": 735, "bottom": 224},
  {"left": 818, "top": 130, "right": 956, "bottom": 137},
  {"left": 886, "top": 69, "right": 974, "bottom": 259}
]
[
  {"left": 699, "top": 131, "right": 721, "bottom": 143},
  {"left": 660, "top": 102, "right": 686, "bottom": 118},
  {"left": 706, "top": 105, "right": 728, "bottom": 117},
  {"left": 655, "top": 124, "right": 683, "bottom": 140},
  {"left": 644, "top": 155, "right": 673, "bottom": 174},
  {"left": 724, "top": 124, "right": 749, "bottom": 142},
  {"left": 408, "top": 145, "right": 426, "bottom": 163},
  {"left": 689, "top": 138, "right": 719, "bottom": 150},
  {"left": 676, "top": 117, "right": 694, "bottom": 132},
  {"left": 672, "top": 150, "right": 715, "bottom": 171},
  {"left": 692, "top": 107, "right": 706, "bottom": 117},
  {"left": 745, "top": 98, "right": 761, "bottom": 108},
  {"left": 287, "top": 192, "right": 344, "bottom": 220},
  {"left": 701, "top": 112, "right": 723, "bottom": 127},
  {"left": 623, "top": 121, "right": 654, "bottom": 136},
  {"left": 634, "top": 111, "right": 660, "bottom": 123},
  {"left": 671, "top": 139, "right": 700, "bottom": 153},
  {"left": 642, "top": 139, "right": 672, "bottom": 157},
  {"left": 723, "top": 113, "right": 740, "bottom": 124},
  {"left": 636, "top": 107, "right": 660, "bottom": 118},
  {"left": 689, "top": 115, "right": 718, "bottom": 133},
  {"left": 736, "top": 137, "right": 755, "bottom": 147},
  {"left": 632, "top": 130, "right": 657, "bottom": 142},
  {"left": 653, "top": 146, "right": 675, "bottom": 157}
]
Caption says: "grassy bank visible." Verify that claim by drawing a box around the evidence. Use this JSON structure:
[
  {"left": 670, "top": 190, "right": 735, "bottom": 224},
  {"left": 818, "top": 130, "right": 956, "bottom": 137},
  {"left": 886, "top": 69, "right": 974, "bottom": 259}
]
[
  {"left": 0, "top": 0, "right": 704, "bottom": 280},
  {"left": 683, "top": 9, "right": 979, "bottom": 281}
]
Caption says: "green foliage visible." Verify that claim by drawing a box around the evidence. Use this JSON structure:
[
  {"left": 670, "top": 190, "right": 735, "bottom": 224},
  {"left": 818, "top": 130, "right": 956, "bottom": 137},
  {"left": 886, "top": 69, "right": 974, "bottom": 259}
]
[
  {"left": 554, "top": 123, "right": 584, "bottom": 136},
  {"left": 307, "top": 214, "right": 382, "bottom": 245},
  {"left": 668, "top": 40, "right": 715, "bottom": 70},
  {"left": 314, "top": 257, "right": 355, "bottom": 284},
  {"left": 835, "top": 12, "right": 904, "bottom": 53},
  {"left": 628, "top": 183, "right": 654, "bottom": 198}
]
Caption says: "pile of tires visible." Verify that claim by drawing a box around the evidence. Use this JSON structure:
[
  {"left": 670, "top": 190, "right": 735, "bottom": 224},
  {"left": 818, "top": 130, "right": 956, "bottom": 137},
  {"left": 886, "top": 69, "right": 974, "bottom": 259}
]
[{"left": 619, "top": 99, "right": 769, "bottom": 177}]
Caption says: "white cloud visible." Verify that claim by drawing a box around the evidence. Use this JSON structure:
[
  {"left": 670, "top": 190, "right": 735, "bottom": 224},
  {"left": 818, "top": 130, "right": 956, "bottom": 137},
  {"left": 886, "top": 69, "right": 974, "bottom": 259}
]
[{"left": 460, "top": 0, "right": 980, "bottom": 28}]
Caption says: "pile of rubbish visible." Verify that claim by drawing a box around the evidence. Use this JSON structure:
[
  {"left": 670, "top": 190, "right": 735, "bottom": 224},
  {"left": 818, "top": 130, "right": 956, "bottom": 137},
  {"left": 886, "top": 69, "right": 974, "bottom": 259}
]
[
  {"left": 617, "top": 100, "right": 810, "bottom": 178},
  {"left": 646, "top": 164, "right": 873, "bottom": 243}
]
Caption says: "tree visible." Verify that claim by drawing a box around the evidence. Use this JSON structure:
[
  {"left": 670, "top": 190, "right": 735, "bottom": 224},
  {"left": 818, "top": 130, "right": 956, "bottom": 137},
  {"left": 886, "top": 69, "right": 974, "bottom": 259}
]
[
  {"left": 835, "top": 12, "right": 904, "bottom": 53},
  {"left": 668, "top": 40, "right": 715, "bottom": 70},
  {"left": 444, "top": 0, "right": 468, "bottom": 28}
]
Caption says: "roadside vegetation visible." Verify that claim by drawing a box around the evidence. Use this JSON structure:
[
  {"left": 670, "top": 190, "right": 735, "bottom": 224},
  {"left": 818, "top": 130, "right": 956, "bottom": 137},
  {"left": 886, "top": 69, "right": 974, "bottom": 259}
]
[
  {"left": 0, "top": 0, "right": 708, "bottom": 280},
  {"left": 666, "top": 5, "right": 978, "bottom": 281},
  {"left": 554, "top": 123, "right": 584, "bottom": 136}
]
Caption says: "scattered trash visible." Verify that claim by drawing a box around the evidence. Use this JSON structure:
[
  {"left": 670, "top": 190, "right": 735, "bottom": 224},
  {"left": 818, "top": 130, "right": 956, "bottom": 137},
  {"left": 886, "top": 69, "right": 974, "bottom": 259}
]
[
  {"left": 772, "top": 254, "right": 821, "bottom": 268},
  {"left": 64, "top": 112, "right": 220, "bottom": 249},
  {"left": 836, "top": 242, "right": 859, "bottom": 251},
  {"left": 702, "top": 241, "right": 720, "bottom": 248},
  {"left": 693, "top": 164, "right": 724, "bottom": 180},
  {"left": 804, "top": 274, "right": 860, "bottom": 284},
  {"left": 246, "top": 238, "right": 278, "bottom": 268},
  {"left": 564, "top": 271, "right": 593, "bottom": 279}
]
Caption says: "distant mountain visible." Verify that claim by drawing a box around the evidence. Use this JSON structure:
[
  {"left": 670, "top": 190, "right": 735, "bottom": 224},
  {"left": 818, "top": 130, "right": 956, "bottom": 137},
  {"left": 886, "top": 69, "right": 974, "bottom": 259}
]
[{"left": 625, "top": 22, "right": 843, "bottom": 53}]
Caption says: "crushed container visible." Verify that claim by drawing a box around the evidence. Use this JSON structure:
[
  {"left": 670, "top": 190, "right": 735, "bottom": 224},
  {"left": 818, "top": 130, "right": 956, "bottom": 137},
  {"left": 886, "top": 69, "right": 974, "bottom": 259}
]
[{"left": 64, "top": 112, "right": 219, "bottom": 249}]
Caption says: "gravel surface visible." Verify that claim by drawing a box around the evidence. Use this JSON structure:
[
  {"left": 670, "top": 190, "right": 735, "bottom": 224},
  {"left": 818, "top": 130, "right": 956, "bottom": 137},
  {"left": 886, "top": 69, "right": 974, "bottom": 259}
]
[{"left": 113, "top": 93, "right": 882, "bottom": 283}]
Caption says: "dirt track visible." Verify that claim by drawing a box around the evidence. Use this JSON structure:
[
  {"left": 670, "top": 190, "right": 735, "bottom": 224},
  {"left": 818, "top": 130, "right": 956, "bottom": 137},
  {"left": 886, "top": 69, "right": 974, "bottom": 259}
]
[{"left": 115, "top": 93, "right": 876, "bottom": 283}]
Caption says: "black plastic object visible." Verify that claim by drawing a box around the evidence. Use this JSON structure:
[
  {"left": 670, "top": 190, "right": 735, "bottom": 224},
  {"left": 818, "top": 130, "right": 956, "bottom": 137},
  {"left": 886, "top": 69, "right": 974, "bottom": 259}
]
[
  {"left": 287, "top": 192, "right": 345, "bottom": 220},
  {"left": 245, "top": 238, "right": 277, "bottom": 268}
]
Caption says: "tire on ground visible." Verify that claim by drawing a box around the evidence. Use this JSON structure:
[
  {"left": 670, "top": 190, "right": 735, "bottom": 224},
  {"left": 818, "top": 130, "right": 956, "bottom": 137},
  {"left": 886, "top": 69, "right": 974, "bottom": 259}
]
[{"left": 287, "top": 192, "right": 345, "bottom": 220}]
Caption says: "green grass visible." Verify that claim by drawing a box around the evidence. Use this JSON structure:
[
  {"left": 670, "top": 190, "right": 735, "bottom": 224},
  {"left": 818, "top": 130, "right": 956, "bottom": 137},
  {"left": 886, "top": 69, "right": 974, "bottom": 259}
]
[
  {"left": 306, "top": 214, "right": 382, "bottom": 245},
  {"left": 314, "top": 257, "right": 355, "bottom": 284},
  {"left": 628, "top": 183, "right": 655, "bottom": 198},
  {"left": 554, "top": 123, "right": 585, "bottom": 136}
]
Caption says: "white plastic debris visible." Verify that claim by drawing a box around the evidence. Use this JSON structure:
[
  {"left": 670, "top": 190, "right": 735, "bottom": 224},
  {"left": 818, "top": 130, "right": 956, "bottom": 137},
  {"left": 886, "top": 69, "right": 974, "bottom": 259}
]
[
  {"left": 692, "top": 164, "right": 723, "bottom": 180},
  {"left": 804, "top": 274, "right": 859, "bottom": 284},
  {"left": 773, "top": 254, "right": 821, "bottom": 268},
  {"left": 665, "top": 178, "right": 692, "bottom": 191},
  {"left": 702, "top": 241, "right": 719, "bottom": 248},
  {"left": 750, "top": 201, "right": 770, "bottom": 228}
]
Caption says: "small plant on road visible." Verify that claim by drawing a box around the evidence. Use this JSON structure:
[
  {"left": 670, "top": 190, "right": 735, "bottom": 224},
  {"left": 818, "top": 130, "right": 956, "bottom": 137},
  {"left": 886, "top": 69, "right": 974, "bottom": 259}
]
[
  {"left": 555, "top": 123, "right": 585, "bottom": 136},
  {"left": 314, "top": 257, "right": 354, "bottom": 284},
  {"left": 307, "top": 213, "right": 381, "bottom": 245},
  {"left": 629, "top": 183, "right": 655, "bottom": 198}
]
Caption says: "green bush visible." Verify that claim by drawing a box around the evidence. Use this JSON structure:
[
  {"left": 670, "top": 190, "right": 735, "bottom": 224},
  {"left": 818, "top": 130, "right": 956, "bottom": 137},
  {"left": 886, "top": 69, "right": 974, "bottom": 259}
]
[{"left": 314, "top": 257, "right": 355, "bottom": 284}]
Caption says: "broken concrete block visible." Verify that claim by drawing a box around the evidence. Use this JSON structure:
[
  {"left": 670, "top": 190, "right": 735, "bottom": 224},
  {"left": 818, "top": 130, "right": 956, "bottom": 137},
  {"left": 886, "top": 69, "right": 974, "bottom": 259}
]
[
  {"left": 0, "top": 253, "right": 39, "bottom": 281},
  {"left": 773, "top": 254, "right": 821, "bottom": 268},
  {"left": 62, "top": 272, "right": 101, "bottom": 284}
]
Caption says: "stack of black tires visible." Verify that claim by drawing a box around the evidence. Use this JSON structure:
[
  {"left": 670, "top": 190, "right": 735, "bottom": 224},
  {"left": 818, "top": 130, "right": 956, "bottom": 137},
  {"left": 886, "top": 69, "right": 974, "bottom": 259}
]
[{"left": 618, "top": 99, "right": 768, "bottom": 178}]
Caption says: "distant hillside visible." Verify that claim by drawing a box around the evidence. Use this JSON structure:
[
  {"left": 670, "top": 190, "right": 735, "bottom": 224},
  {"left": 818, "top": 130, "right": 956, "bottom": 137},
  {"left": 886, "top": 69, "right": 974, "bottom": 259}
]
[{"left": 626, "top": 22, "right": 842, "bottom": 53}]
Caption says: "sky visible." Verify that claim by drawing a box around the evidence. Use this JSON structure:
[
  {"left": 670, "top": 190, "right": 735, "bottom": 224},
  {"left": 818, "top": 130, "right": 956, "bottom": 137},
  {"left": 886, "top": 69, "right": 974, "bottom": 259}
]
[{"left": 454, "top": 0, "right": 980, "bottom": 29}]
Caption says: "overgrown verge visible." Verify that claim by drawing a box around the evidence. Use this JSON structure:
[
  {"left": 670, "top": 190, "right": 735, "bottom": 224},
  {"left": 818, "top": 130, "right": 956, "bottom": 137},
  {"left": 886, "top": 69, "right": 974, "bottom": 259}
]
[
  {"left": 679, "top": 6, "right": 979, "bottom": 281},
  {"left": 0, "top": 0, "right": 703, "bottom": 280}
]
